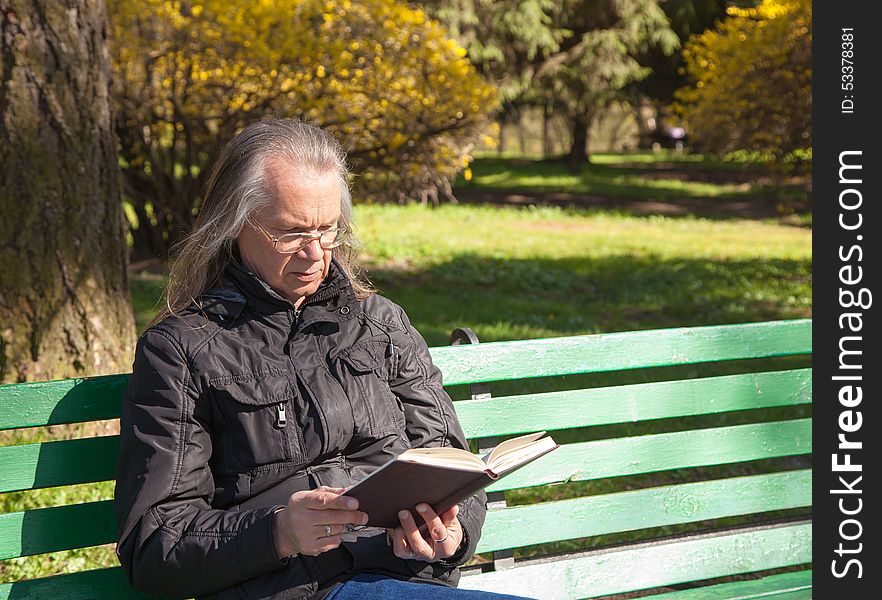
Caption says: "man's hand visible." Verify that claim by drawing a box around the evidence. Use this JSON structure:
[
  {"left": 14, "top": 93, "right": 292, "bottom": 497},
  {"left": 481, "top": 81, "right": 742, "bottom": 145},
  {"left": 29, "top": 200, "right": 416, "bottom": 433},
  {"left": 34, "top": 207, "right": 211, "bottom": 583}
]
[
  {"left": 272, "top": 486, "right": 369, "bottom": 558},
  {"left": 388, "top": 503, "right": 464, "bottom": 562}
]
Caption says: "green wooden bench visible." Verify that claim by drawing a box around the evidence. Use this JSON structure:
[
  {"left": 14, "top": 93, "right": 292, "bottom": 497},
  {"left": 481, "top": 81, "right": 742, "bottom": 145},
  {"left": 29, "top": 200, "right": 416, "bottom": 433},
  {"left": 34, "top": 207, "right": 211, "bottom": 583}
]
[{"left": 0, "top": 319, "right": 812, "bottom": 599}]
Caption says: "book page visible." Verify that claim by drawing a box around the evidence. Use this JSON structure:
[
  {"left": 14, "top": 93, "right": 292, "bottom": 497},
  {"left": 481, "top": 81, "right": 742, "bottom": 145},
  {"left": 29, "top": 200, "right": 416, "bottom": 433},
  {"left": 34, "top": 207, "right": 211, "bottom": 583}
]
[
  {"left": 398, "top": 446, "right": 486, "bottom": 471},
  {"left": 488, "top": 432, "right": 557, "bottom": 475},
  {"left": 484, "top": 431, "right": 548, "bottom": 466}
]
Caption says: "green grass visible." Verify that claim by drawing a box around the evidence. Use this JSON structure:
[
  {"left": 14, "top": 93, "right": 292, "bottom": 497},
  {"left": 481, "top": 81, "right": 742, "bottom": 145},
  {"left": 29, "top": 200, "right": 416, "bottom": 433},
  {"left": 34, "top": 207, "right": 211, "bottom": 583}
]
[
  {"left": 129, "top": 275, "right": 166, "bottom": 333},
  {"left": 353, "top": 204, "right": 810, "bottom": 346},
  {"left": 589, "top": 151, "right": 741, "bottom": 167},
  {"left": 2, "top": 155, "right": 812, "bottom": 586}
]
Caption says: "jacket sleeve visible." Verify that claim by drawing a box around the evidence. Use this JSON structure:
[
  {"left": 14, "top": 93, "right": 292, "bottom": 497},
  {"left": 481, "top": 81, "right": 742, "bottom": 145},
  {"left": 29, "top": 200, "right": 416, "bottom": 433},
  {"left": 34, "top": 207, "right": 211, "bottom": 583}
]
[
  {"left": 387, "top": 305, "right": 487, "bottom": 568},
  {"left": 114, "top": 328, "right": 287, "bottom": 598}
]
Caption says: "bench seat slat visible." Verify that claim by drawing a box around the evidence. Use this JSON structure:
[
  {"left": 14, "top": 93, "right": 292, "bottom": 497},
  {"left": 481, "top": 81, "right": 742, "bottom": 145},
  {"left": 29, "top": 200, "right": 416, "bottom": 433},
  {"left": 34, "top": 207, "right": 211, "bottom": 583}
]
[
  {"left": 0, "top": 436, "right": 119, "bottom": 494},
  {"left": 459, "top": 522, "right": 811, "bottom": 599},
  {"left": 0, "top": 470, "right": 810, "bottom": 560},
  {"left": 0, "top": 501, "right": 116, "bottom": 561},
  {"left": 457, "top": 369, "right": 811, "bottom": 438},
  {"left": 0, "top": 535, "right": 812, "bottom": 600},
  {"left": 0, "top": 566, "right": 160, "bottom": 600},
  {"left": 478, "top": 470, "right": 810, "bottom": 553},
  {"left": 0, "top": 375, "right": 127, "bottom": 431},
  {"left": 652, "top": 570, "right": 812, "bottom": 599},
  {"left": 433, "top": 320, "right": 811, "bottom": 385},
  {"left": 489, "top": 418, "right": 810, "bottom": 492},
  {"left": 0, "top": 536, "right": 811, "bottom": 600}
]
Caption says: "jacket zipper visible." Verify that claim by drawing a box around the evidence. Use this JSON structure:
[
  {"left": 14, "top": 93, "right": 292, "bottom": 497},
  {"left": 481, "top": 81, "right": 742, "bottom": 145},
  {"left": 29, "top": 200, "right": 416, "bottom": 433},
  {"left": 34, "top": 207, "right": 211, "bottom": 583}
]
[{"left": 276, "top": 403, "right": 287, "bottom": 428}]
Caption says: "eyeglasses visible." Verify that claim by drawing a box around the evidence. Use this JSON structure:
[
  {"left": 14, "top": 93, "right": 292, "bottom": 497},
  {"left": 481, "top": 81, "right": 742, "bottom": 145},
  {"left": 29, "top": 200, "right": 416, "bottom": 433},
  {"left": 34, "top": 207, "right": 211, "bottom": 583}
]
[{"left": 250, "top": 220, "right": 348, "bottom": 255}]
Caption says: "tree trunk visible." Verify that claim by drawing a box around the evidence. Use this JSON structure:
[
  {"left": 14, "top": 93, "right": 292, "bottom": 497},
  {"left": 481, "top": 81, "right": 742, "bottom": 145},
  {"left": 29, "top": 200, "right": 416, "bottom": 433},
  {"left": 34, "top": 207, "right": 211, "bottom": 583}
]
[
  {"left": 543, "top": 97, "right": 554, "bottom": 158},
  {"left": 630, "top": 94, "right": 652, "bottom": 150},
  {"left": 517, "top": 112, "right": 527, "bottom": 155},
  {"left": 0, "top": 0, "right": 136, "bottom": 383},
  {"left": 496, "top": 114, "right": 507, "bottom": 154},
  {"left": 567, "top": 111, "right": 592, "bottom": 173}
]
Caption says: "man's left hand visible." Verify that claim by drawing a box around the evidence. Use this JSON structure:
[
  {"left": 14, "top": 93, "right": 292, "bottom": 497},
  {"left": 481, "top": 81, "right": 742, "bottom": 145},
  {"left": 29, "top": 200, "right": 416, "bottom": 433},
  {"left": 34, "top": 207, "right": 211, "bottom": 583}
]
[{"left": 387, "top": 503, "right": 463, "bottom": 562}]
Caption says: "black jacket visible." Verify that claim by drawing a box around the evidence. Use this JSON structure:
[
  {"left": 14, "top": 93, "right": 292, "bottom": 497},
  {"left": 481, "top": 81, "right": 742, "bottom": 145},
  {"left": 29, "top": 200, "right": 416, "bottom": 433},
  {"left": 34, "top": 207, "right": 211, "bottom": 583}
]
[{"left": 114, "top": 257, "right": 486, "bottom": 599}]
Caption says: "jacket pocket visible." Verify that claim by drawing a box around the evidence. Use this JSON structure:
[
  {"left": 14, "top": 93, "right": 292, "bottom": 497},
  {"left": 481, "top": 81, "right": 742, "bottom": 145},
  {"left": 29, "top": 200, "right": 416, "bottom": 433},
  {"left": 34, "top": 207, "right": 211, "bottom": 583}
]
[
  {"left": 209, "top": 371, "right": 305, "bottom": 472},
  {"left": 334, "top": 342, "right": 405, "bottom": 437}
]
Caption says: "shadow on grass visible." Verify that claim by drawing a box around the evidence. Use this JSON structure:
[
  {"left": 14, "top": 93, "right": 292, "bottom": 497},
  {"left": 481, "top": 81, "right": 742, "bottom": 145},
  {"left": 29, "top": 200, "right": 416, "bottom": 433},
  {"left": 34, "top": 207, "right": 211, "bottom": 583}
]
[
  {"left": 131, "top": 254, "right": 811, "bottom": 340},
  {"left": 366, "top": 254, "right": 811, "bottom": 348},
  {"left": 455, "top": 156, "right": 811, "bottom": 222},
  {"left": 470, "top": 155, "right": 769, "bottom": 185}
]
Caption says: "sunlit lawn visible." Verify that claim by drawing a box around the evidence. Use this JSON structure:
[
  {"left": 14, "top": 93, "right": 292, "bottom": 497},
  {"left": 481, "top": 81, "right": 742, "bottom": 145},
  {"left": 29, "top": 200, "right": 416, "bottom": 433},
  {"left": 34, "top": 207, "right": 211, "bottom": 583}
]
[{"left": 352, "top": 204, "right": 811, "bottom": 347}]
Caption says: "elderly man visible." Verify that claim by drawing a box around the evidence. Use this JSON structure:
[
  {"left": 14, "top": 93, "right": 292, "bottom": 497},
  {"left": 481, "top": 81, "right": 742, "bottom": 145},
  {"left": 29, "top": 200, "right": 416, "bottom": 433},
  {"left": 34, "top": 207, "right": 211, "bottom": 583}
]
[{"left": 115, "top": 119, "right": 530, "bottom": 600}]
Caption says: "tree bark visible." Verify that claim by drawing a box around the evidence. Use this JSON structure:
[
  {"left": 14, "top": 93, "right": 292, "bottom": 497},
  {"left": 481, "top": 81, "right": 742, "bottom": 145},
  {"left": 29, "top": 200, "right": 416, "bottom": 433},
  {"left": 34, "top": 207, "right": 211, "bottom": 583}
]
[
  {"left": 517, "top": 111, "right": 527, "bottom": 155},
  {"left": 496, "top": 113, "right": 507, "bottom": 154},
  {"left": 0, "top": 0, "right": 136, "bottom": 382},
  {"left": 542, "top": 96, "right": 554, "bottom": 158},
  {"left": 567, "top": 111, "right": 592, "bottom": 173}
]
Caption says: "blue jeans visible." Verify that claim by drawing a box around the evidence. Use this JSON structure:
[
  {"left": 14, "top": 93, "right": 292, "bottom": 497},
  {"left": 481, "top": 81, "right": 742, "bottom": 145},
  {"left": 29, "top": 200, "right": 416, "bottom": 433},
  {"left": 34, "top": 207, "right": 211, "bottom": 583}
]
[{"left": 325, "top": 573, "right": 534, "bottom": 600}]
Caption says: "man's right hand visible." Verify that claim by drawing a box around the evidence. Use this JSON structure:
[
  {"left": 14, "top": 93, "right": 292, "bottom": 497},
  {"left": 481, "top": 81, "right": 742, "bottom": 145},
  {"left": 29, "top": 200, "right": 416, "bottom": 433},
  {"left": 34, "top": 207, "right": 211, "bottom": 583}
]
[{"left": 272, "top": 486, "right": 368, "bottom": 558}]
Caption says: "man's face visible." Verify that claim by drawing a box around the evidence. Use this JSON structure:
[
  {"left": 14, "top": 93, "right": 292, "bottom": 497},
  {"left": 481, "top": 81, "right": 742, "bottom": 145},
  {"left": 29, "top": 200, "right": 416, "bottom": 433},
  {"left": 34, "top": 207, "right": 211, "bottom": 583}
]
[{"left": 237, "top": 161, "right": 341, "bottom": 307}]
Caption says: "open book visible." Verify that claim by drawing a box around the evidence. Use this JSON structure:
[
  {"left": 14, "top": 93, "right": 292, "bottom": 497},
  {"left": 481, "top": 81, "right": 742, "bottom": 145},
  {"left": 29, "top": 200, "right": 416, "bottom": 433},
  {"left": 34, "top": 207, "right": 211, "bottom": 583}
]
[{"left": 343, "top": 432, "right": 559, "bottom": 528}]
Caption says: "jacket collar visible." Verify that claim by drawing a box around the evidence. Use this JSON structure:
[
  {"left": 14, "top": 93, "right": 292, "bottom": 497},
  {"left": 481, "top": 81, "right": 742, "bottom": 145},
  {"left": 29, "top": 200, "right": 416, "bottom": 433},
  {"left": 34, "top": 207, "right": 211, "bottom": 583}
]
[{"left": 200, "top": 253, "right": 360, "bottom": 327}]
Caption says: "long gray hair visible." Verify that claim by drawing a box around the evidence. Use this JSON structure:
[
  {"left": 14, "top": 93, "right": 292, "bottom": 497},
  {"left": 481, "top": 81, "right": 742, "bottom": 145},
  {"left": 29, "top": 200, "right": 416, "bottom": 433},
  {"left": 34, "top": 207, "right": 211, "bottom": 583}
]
[{"left": 149, "top": 118, "right": 375, "bottom": 328}]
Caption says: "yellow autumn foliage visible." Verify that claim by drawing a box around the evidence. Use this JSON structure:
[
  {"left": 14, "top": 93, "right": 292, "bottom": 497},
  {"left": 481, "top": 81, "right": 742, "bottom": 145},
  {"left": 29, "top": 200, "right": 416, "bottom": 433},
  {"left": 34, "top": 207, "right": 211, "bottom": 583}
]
[
  {"left": 673, "top": 0, "right": 811, "bottom": 160},
  {"left": 109, "top": 0, "right": 497, "bottom": 251}
]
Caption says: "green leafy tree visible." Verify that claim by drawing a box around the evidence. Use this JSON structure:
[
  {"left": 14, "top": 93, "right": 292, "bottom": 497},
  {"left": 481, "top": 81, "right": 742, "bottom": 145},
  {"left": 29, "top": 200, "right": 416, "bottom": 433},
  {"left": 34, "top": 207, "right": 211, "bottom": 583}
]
[
  {"left": 109, "top": 0, "right": 497, "bottom": 258},
  {"left": 626, "top": 0, "right": 728, "bottom": 146},
  {"left": 428, "top": 0, "right": 677, "bottom": 169},
  {"left": 424, "top": 1, "right": 565, "bottom": 152},
  {"left": 673, "top": 0, "right": 811, "bottom": 161},
  {"left": 535, "top": 0, "right": 678, "bottom": 170}
]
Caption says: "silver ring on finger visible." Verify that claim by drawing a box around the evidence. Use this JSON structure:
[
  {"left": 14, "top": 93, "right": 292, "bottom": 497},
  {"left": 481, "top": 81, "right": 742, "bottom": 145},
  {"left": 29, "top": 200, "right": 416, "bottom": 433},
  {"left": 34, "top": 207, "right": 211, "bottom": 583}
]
[
  {"left": 324, "top": 525, "right": 332, "bottom": 537},
  {"left": 432, "top": 531, "right": 449, "bottom": 544}
]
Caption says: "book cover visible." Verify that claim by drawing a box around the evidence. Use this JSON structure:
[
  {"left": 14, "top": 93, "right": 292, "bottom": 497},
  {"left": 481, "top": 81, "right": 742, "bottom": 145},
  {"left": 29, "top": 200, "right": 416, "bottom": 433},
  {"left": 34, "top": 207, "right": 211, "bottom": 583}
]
[{"left": 343, "top": 432, "right": 558, "bottom": 528}]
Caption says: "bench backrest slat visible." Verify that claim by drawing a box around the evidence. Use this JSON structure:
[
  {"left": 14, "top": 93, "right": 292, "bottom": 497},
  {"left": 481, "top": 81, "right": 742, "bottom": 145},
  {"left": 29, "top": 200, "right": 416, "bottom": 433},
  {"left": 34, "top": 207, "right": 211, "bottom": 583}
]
[
  {"left": 488, "top": 418, "right": 810, "bottom": 492},
  {"left": 457, "top": 368, "right": 810, "bottom": 438},
  {"left": 0, "top": 418, "right": 809, "bottom": 496},
  {"left": 479, "top": 469, "right": 810, "bottom": 553},
  {"left": 0, "top": 321, "right": 812, "bottom": 430},
  {"left": 650, "top": 570, "right": 812, "bottom": 599},
  {"left": 433, "top": 320, "right": 811, "bottom": 385},
  {"left": 0, "top": 469, "right": 810, "bottom": 561},
  {"left": 0, "top": 375, "right": 128, "bottom": 431},
  {"left": 459, "top": 522, "right": 812, "bottom": 599},
  {"left": 0, "top": 500, "right": 115, "bottom": 561},
  {"left": 0, "top": 436, "right": 119, "bottom": 494},
  {"left": 0, "top": 566, "right": 154, "bottom": 600},
  {"left": 4, "top": 367, "right": 811, "bottom": 436}
]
